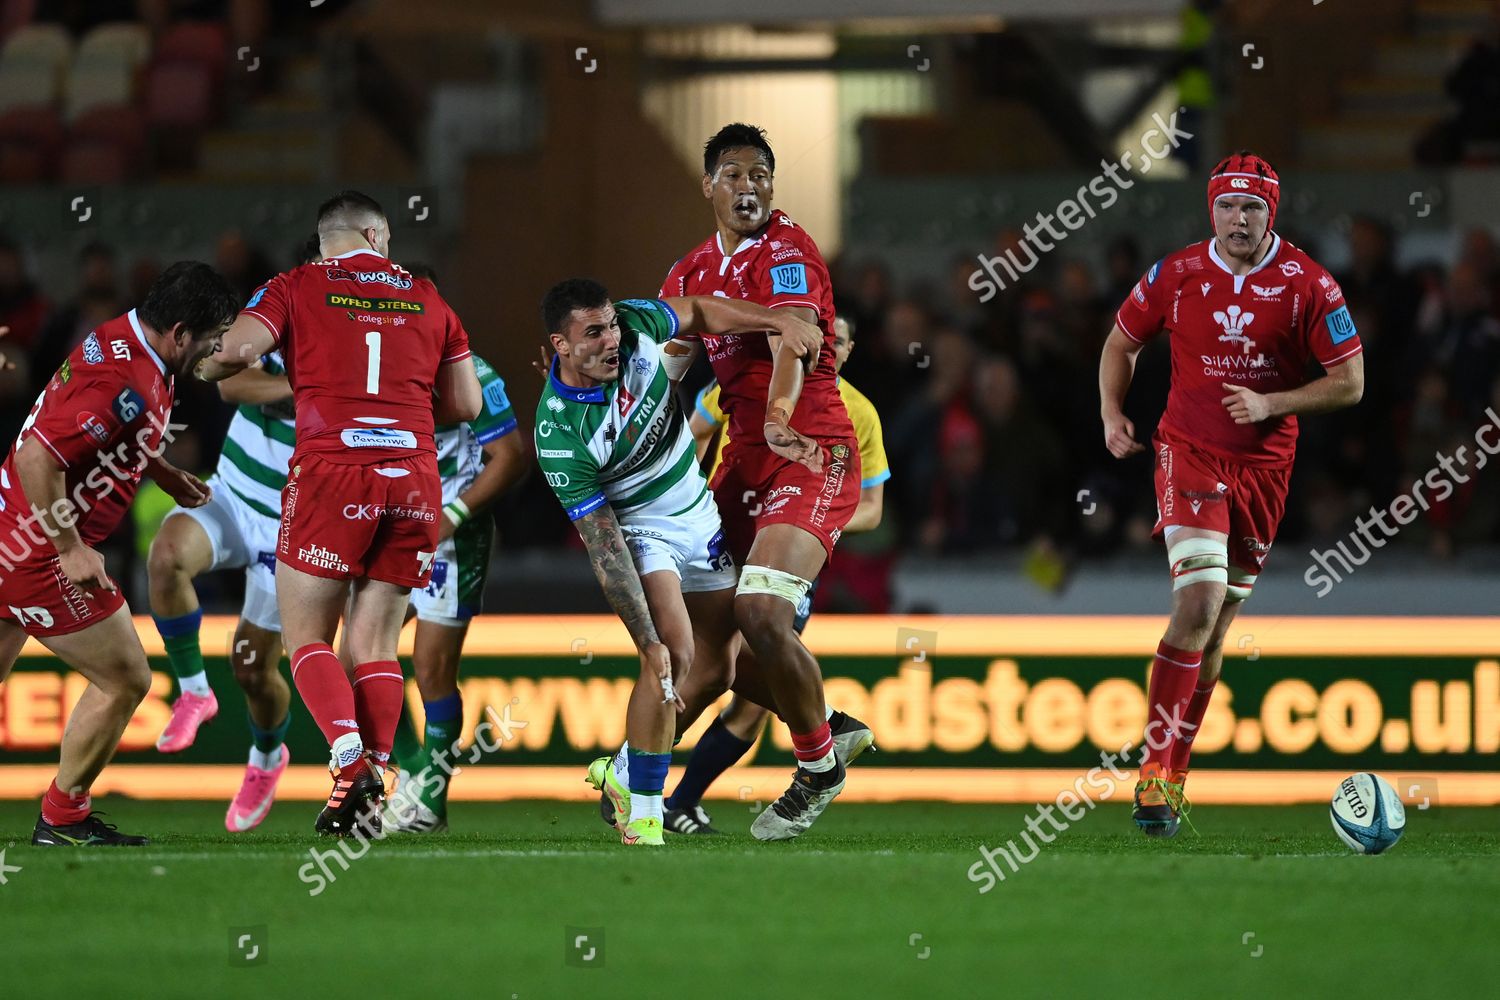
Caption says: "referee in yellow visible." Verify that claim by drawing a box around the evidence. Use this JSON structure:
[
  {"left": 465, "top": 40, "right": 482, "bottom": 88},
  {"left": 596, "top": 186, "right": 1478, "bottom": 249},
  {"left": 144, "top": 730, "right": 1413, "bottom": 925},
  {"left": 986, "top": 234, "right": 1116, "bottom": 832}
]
[{"left": 663, "top": 315, "right": 890, "bottom": 835}]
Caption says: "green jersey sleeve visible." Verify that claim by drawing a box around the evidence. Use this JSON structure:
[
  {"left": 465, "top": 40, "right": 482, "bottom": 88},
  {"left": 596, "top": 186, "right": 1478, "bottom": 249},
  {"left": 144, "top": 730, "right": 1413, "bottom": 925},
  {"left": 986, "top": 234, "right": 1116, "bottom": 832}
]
[
  {"left": 470, "top": 354, "right": 517, "bottom": 444},
  {"left": 614, "top": 298, "right": 682, "bottom": 345},
  {"left": 534, "top": 405, "right": 606, "bottom": 520}
]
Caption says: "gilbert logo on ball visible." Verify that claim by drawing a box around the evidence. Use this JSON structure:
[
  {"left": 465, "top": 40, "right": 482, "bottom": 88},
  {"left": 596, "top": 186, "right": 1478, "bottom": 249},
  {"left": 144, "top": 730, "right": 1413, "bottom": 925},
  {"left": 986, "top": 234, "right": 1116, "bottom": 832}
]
[{"left": 1330, "top": 772, "right": 1406, "bottom": 855}]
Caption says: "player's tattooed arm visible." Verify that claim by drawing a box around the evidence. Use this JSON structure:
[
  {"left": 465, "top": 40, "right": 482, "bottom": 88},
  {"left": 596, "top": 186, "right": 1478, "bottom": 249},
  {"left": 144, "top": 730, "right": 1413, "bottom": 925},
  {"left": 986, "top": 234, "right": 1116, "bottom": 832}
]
[
  {"left": 574, "top": 506, "right": 681, "bottom": 707},
  {"left": 575, "top": 506, "right": 659, "bottom": 650}
]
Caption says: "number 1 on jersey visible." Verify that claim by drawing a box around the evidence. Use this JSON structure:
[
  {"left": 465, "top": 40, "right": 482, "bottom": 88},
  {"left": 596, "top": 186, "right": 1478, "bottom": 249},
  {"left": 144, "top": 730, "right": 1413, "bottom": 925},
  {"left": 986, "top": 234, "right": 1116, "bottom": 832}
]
[{"left": 364, "top": 330, "right": 381, "bottom": 394}]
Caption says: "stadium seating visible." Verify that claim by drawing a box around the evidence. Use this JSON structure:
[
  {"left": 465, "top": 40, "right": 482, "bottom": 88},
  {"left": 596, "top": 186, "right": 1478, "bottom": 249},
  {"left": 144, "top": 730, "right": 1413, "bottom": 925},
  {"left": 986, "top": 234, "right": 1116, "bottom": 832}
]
[{"left": 0, "top": 104, "right": 61, "bottom": 181}]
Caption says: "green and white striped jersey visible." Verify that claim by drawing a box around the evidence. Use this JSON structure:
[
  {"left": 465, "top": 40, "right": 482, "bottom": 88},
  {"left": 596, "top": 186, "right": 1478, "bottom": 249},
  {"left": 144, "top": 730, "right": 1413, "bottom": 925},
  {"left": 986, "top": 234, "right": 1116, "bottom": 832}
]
[
  {"left": 535, "top": 299, "right": 706, "bottom": 521},
  {"left": 215, "top": 351, "right": 294, "bottom": 520},
  {"left": 435, "top": 354, "right": 517, "bottom": 503}
]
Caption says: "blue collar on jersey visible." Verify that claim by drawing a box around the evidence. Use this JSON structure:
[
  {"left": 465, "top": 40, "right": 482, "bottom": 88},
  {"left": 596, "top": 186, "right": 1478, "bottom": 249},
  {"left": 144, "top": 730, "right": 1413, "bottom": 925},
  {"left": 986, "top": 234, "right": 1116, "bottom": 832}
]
[{"left": 549, "top": 355, "right": 607, "bottom": 404}]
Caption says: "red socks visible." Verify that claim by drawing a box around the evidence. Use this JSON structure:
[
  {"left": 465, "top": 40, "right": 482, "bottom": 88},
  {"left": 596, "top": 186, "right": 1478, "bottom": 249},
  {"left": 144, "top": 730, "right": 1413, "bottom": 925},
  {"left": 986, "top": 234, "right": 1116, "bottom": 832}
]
[
  {"left": 791, "top": 721, "right": 835, "bottom": 772},
  {"left": 291, "top": 643, "right": 360, "bottom": 746},
  {"left": 42, "top": 779, "right": 90, "bottom": 826},
  {"left": 352, "top": 660, "right": 404, "bottom": 767},
  {"left": 1170, "top": 678, "right": 1219, "bottom": 771},
  {"left": 1144, "top": 640, "right": 1202, "bottom": 766}
]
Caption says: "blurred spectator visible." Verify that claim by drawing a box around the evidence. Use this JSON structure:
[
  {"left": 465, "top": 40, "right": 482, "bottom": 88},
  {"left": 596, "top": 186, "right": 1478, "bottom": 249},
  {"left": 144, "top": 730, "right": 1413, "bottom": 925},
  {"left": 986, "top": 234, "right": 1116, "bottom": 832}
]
[
  {"left": 214, "top": 230, "right": 276, "bottom": 303},
  {"left": 36, "top": 243, "right": 124, "bottom": 390},
  {"left": 0, "top": 239, "right": 50, "bottom": 435},
  {"left": 1417, "top": 8, "right": 1500, "bottom": 164},
  {"left": 1428, "top": 261, "right": 1500, "bottom": 420}
]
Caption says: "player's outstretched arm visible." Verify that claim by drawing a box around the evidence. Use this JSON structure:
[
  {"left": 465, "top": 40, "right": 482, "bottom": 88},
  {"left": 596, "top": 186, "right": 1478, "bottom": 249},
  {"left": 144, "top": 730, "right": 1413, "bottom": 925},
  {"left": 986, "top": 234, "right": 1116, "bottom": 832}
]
[
  {"left": 198, "top": 314, "right": 276, "bottom": 382},
  {"left": 434, "top": 356, "right": 482, "bottom": 424},
  {"left": 1221, "top": 354, "right": 1364, "bottom": 425},
  {"left": 13, "top": 443, "right": 113, "bottom": 593},
  {"left": 218, "top": 365, "right": 292, "bottom": 405},
  {"left": 574, "top": 505, "right": 681, "bottom": 708},
  {"left": 662, "top": 295, "right": 822, "bottom": 366},
  {"left": 1099, "top": 324, "right": 1146, "bottom": 458}
]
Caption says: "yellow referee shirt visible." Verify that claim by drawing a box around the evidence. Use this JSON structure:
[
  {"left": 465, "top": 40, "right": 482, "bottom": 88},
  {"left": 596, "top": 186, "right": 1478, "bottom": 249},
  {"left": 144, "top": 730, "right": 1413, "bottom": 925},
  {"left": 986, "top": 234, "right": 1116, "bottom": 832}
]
[{"left": 694, "top": 378, "right": 890, "bottom": 489}]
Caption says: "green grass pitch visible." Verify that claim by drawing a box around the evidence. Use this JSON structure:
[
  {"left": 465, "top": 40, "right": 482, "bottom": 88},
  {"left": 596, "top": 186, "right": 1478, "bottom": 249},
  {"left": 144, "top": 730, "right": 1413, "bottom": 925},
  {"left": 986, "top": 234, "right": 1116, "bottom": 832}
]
[{"left": 3, "top": 798, "right": 1497, "bottom": 998}]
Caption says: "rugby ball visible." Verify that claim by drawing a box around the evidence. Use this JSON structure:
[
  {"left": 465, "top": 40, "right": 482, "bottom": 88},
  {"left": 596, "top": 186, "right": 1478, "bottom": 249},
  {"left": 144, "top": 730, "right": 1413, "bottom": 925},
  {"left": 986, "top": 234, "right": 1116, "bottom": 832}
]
[{"left": 1330, "top": 772, "right": 1405, "bottom": 855}]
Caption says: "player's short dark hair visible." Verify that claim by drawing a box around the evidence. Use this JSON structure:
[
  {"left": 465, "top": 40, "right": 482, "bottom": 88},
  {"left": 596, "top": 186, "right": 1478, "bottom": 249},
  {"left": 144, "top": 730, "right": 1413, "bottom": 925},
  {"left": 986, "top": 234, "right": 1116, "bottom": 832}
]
[
  {"left": 542, "top": 278, "right": 610, "bottom": 336},
  {"left": 703, "top": 123, "right": 774, "bottom": 175},
  {"left": 138, "top": 261, "right": 237, "bottom": 340},
  {"left": 298, "top": 232, "right": 322, "bottom": 265},
  {"left": 316, "top": 190, "right": 386, "bottom": 232}
]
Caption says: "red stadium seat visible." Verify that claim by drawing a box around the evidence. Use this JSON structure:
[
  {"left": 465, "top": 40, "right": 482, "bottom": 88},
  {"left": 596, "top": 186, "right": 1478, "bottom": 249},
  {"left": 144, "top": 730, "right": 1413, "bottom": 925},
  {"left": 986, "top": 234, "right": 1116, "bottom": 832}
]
[
  {"left": 0, "top": 0, "right": 36, "bottom": 45},
  {"left": 145, "top": 59, "right": 215, "bottom": 128},
  {"left": 60, "top": 138, "right": 129, "bottom": 183},
  {"left": 153, "top": 21, "right": 228, "bottom": 81},
  {"left": 69, "top": 104, "right": 145, "bottom": 176},
  {"left": 0, "top": 103, "right": 61, "bottom": 177}
]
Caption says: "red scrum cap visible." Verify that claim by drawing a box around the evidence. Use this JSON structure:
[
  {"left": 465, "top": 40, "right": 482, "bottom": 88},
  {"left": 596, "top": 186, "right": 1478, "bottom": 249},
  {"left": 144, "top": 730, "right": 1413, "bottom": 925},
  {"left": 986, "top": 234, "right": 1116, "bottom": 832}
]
[{"left": 1207, "top": 152, "right": 1280, "bottom": 230}]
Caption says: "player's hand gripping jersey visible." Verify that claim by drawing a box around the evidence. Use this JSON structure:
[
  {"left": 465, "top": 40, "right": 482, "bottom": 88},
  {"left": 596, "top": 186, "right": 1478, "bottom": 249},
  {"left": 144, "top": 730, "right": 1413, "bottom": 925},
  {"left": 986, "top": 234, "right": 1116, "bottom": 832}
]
[
  {"left": 241, "top": 249, "right": 472, "bottom": 587},
  {"left": 0, "top": 310, "right": 176, "bottom": 633},
  {"left": 1115, "top": 234, "right": 1363, "bottom": 467}
]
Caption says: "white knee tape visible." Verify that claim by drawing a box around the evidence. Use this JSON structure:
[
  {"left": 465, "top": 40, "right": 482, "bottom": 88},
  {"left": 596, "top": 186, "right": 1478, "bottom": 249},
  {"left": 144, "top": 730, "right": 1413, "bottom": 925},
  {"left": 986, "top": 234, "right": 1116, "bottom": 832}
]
[
  {"left": 1226, "top": 566, "right": 1257, "bottom": 603},
  {"left": 736, "top": 564, "right": 812, "bottom": 609},
  {"left": 1168, "top": 536, "right": 1229, "bottom": 591}
]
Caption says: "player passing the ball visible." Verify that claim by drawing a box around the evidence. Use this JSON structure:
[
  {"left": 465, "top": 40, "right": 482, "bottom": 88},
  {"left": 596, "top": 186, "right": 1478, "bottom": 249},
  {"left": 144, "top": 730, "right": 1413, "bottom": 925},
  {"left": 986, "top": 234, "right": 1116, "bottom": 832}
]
[
  {"left": 200, "top": 191, "right": 481, "bottom": 837},
  {"left": 1098, "top": 152, "right": 1364, "bottom": 836}
]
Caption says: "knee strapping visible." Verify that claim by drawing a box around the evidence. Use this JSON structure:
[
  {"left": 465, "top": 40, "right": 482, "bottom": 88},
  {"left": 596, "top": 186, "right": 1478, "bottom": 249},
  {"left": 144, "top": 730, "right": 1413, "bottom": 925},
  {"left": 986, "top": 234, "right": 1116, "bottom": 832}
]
[
  {"left": 1226, "top": 565, "right": 1257, "bottom": 603},
  {"left": 736, "top": 565, "right": 812, "bottom": 609},
  {"left": 1168, "top": 536, "right": 1229, "bottom": 590}
]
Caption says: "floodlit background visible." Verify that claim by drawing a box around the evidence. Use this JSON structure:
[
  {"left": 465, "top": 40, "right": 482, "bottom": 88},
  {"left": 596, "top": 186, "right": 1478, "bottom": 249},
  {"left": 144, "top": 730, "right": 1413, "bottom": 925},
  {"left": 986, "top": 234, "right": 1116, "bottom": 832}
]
[{"left": 1, "top": 0, "right": 1497, "bottom": 616}]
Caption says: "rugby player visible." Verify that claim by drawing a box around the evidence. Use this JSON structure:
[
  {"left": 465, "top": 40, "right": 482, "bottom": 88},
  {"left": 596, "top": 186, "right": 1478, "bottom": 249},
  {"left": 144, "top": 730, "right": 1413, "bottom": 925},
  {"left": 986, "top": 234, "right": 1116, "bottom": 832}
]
[
  {"left": 200, "top": 191, "right": 481, "bottom": 837},
  {"left": 147, "top": 241, "right": 325, "bottom": 832},
  {"left": 0, "top": 262, "right": 237, "bottom": 846},
  {"left": 660, "top": 123, "right": 863, "bottom": 840},
  {"left": 536, "top": 279, "right": 823, "bottom": 846},
  {"left": 664, "top": 314, "right": 889, "bottom": 834},
  {"left": 1100, "top": 152, "right": 1364, "bottom": 835}
]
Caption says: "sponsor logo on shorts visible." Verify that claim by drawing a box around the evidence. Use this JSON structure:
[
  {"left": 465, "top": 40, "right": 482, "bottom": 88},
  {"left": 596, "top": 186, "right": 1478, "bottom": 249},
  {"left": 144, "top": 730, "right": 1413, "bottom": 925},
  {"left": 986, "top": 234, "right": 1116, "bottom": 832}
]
[
  {"left": 298, "top": 543, "right": 349, "bottom": 574},
  {"left": 82, "top": 333, "right": 104, "bottom": 364},
  {"left": 423, "top": 559, "right": 449, "bottom": 596},
  {"left": 279, "top": 476, "right": 300, "bottom": 556},
  {"left": 342, "top": 503, "right": 436, "bottom": 522},
  {"left": 339, "top": 428, "right": 418, "bottom": 450},
  {"left": 809, "top": 444, "right": 850, "bottom": 529}
]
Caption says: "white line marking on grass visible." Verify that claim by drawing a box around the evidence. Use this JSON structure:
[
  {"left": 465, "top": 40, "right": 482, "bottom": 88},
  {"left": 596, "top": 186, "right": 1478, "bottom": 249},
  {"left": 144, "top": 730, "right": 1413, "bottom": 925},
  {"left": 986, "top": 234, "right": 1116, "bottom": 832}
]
[{"left": 59, "top": 847, "right": 900, "bottom": 862}]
